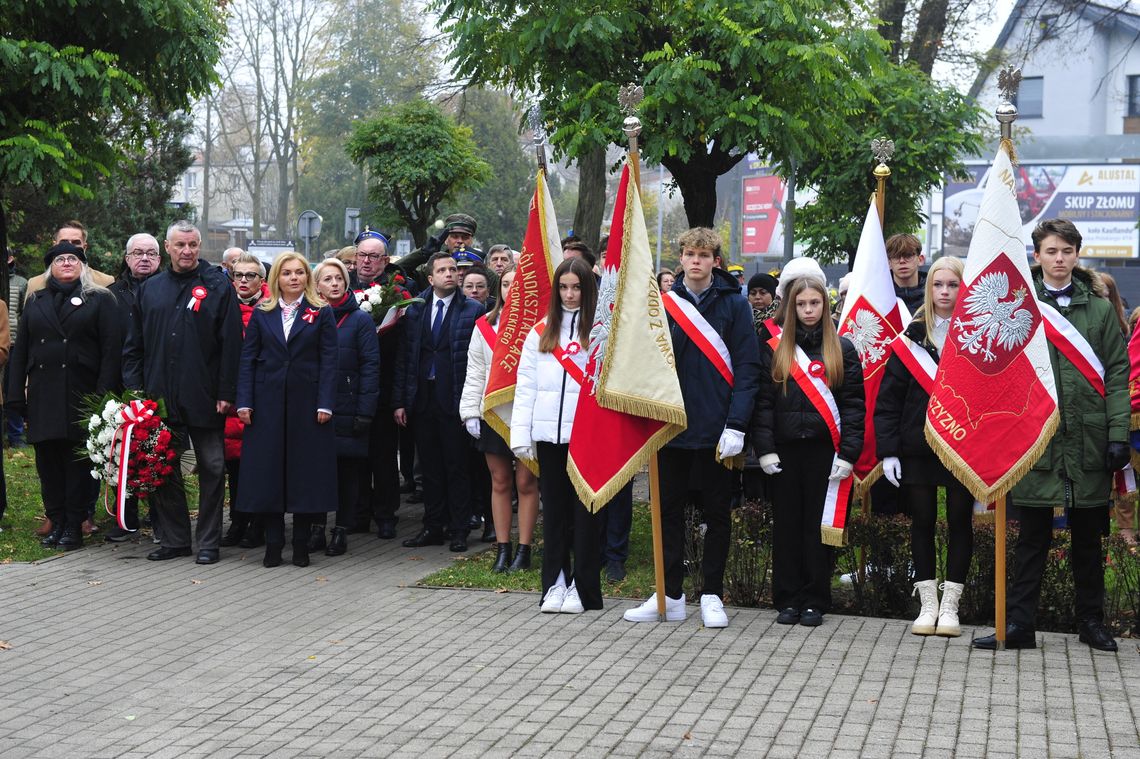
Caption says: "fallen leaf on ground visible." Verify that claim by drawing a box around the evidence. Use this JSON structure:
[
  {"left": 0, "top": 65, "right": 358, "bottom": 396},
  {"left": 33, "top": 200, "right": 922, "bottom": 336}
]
[
  {"left": 328, "top": 640, "right": 342, "bottom": 644},
  {"left": 190, "top": 579, "right": 203, "bottom": 585},
  {"left": 87, "top": 580, "right": 103, "bottom": 586},
  {"left": 683, "top": 731, "right": 692, "bottom": 740},
  {"left": 494, "top": 588, "right": 510, "bottom": 594},
  {"left": 315, "top": 576, "right": 327, "bottom": 583},
  {"left": 307, "top": 655, "right": 316, "bottom": 660},
  {"left": 0, "top": 640, "right": 11, "bottom": 650},
  {"left": 407, "top": 556, "right": 423, "bottom": 561}
]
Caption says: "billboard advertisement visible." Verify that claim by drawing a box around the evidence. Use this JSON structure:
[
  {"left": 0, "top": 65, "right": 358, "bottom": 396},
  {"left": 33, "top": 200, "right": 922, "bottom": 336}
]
[
  {"left": 741, "top": 174, "right": 786, "bottom": 256},
  {"left": 942, "top": 164, "right": 1140, "bottom": 258}
]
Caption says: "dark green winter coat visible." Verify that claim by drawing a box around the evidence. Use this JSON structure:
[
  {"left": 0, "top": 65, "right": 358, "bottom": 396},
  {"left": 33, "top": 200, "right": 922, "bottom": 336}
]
[{"left": 1011, "top": 266, "right": 1129, "bottom": 509}]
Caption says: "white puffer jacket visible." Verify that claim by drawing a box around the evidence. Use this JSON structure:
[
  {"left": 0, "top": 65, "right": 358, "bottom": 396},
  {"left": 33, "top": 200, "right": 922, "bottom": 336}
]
[
  {"left": 510, "top": 309, "right": 588, "bottom": 449},
  {"left": 459, "top": 315, "right": 495, "bottom": 421}
]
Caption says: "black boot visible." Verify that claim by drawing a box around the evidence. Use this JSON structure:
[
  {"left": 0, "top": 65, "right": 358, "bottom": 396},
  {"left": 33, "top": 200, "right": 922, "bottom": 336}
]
[
  {"left": 481, "top": 522, "right": 497, "bottom": 543},
  {"left": 220, "top": 520, "right": 245, "bottom": 547},
  {"left": 508, "top": 543, "right": 532, "bottom": 572},
  {"left": 57, "top": 526, "right": 83, "bottom": 551},
  {"left": 240, "top": 518, "right": 264, "bottom": 548},
  {"left": 306, "top": 524, "right": 326, "bottom": 552},
  {"left": 326, "top": 526, "right": 348, "bottom": 556},
  {"left": 40, "top": 523, "right": 65, "bottom": 548},
  {"left": 263, "top": 544, "right": 283, "bottom": 568},
  {"left": 491, "top": 542, "right": 512, "bottom": 573},
  {"left": 292, "top": 535, "right": 311, "bottom": 567}
]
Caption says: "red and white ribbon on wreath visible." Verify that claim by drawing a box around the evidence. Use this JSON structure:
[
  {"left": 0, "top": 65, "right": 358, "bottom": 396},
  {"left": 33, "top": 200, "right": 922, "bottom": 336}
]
[
  {"left": 187, "top": 286, "right": 208, "bottom": 312},
  {"left": 301, "top": 307, "right": 319, "bottom": 324},
  {"left": 105, "top": 400, "right": 156, "bottom": 531}
]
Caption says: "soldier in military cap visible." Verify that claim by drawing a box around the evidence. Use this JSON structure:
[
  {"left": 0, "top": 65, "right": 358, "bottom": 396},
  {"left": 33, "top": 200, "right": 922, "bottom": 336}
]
[{"left": 398, "top": 213, "right": 484, "bottom": 289}]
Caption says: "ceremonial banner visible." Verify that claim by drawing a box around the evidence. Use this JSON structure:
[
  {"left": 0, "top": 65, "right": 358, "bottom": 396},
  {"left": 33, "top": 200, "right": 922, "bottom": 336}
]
[
  {"left": 482, "top": 170, "right": 561, "bottom": 458},
  {"left": 837, "top": 200, "right": 908, "bottom": 492},
  {"left": 925, "top": 146, "right": 1059, "bottom": 502},
  {"left": 567, "top": 163, "right": 687, "bottom": 510}
]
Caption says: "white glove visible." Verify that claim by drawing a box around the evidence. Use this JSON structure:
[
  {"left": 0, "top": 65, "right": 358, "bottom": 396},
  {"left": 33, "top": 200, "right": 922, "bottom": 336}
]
[
  {"left": 512, "top": 445, "right": 534, "bottom": 461},
  {"left": 717, "top": 428, "right": 745, "bottom": 460},
  {"left": 829, "top": 457, "right": 853, "bottom": 481},
  {"left": 882, "top": 457, "right": 902, "bottom": 487},
  {"left": 759, "top": 453, "right": 782, "bottom": 475},
  {"left": 464, "top": 418, "right": 481, "bottom": 439}
]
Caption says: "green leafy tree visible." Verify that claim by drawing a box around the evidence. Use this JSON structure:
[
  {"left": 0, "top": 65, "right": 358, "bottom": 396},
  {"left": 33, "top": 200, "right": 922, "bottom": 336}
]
[
  {"left": 346, "top": 99, "right": 492, "bottom": 246},
  {"left": 0, "top": 0, "right": 225, "bottom": 265},
  {"left": 795, "top": 64, "right": 986, "bottom": 265},
  {"left": 296, "top": 0, "right": 438, "bottom": 249},
  {"left": 453, "top": 88, "right": 534, "bottom": 250},
  {"left": 438, "top": 0, "right": 882, "bottom": 228}
]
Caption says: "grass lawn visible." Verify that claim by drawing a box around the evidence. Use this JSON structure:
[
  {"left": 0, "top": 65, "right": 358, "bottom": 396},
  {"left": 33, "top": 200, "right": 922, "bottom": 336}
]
[{"left": 420, "top": 501, "right": 671, "bottom": 601}]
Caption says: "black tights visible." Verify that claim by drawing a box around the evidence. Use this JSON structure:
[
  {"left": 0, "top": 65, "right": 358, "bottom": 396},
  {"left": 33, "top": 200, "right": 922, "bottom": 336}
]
[{"left": 907, "top": 482, "right": 974, "bottom": 583}]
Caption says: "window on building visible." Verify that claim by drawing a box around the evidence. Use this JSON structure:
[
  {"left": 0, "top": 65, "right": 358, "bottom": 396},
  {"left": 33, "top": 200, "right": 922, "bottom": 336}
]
[
  {"left": 185, "top": 172, "right": 197, "bottom": 190},
  {"left": 1016, "top": 76, "right": 1044, "bottom": 118},
  {"left": 1128, "top": 75, "right": 1140, "bottom": 117}
]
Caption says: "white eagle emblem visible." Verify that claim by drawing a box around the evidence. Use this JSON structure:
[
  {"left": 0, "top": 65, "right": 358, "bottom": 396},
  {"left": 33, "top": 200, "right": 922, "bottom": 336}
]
[
  {"left": 843, "top": 308, "right": 888, "bottom": 367},
  {"left": 587, "top": 266, "right": 619, "bottom": 390},
  {"left": 955, "top": 271, "right": 1034, "bottom": 363}
]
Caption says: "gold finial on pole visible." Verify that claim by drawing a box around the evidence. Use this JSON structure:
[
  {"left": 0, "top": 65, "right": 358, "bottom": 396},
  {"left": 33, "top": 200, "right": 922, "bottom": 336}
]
[
  {"left": 996, "top": 67, "right": 1021, "bottom": 163},
  {"left": 619, "top": 83, "right": 644, "bottom": 186},
  {"left": 528, "top": 104, "right": 548, "bottom": 173},
  {"left": 871, "top": 137, "right": 894, "bottom": 229}
]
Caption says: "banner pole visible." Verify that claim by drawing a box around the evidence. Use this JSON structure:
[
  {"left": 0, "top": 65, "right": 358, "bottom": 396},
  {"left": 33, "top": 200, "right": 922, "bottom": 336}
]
[
  {"left": 871, "top": 139, "right": 894, "bottom": 231},
  {"left": 649, "top": 453, "right": 668, "bottom": 619},
  {"left": 994, "top": 495, "right": 1007, "bottom": 650}
]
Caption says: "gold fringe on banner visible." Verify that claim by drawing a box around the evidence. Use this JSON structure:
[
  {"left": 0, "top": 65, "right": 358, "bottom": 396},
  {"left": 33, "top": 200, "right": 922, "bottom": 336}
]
[
  {"left": 924, "top": 409, "right": 1059, "bottom": 505},
  {"left": 821, "top": 525, "right": 847, "bottom": 548},
  {"left": 567, "top": 421, "right": 682, "bottom": 512},
  {"left": 999, "top": 137, "right": 1019, "bottom": 166},
  {"left": 1130, "top": 411, "right": 1140, "bottom": 431},
  {"left": 855, "top": 461, "right": 884, "bottom": 499}
]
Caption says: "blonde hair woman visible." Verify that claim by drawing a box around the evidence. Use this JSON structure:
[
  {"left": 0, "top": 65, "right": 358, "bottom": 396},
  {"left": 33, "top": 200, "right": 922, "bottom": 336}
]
[{"left": 236, "top": 252, "right": 339, "bottom": 568}]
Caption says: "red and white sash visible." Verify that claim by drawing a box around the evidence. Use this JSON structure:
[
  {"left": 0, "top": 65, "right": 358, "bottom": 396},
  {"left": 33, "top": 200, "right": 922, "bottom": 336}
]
[
  {"left": 768, "top": 336, "right": 852, "bottom": 546},
  {"left": 764, "top": 318, "right": 782, "bottom": 340},
  {"left": 1039, "top": 302, "right": 1106, "bottom": 397},
  {"left": 890, "top": 335, "right": 938, "bottom": 395},
  {"left": 533, "top": 322, "right": 585, "bottom": 386},
  {"left": 663, "top": 291, "right": 734, "bottom": 386},
  {"left": 476, "top": 315, "right": 497, "bottom": 347}
]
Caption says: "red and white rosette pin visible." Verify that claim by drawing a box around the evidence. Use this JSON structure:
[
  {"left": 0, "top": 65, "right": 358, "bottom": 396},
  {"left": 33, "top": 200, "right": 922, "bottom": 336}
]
[
  {"left": 187, "top": 286, "right": 208, "bottom": 311},
  {"left": 808, "top": 360, "right": 826, "bottom": 379},
  {"left": 565, "top": 341, "right": 581, "bottom": 355},
  {"left": 301, "top": 307, "right": 319, "bottom": 324}
]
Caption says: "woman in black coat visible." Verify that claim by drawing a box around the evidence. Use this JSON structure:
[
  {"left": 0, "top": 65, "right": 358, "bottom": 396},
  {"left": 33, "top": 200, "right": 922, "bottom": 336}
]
[
  {"left": 8, "top": 243, "right": 121, "bottom": 550},
  {"left": 875, "top": 256, "right": 972, "bottom": 638},
  {"left": 751, "top": 274, "right": 864, "bottom": 627},
  {"left": 236, "top": 252, "right": 338, "bottom": 568},
  {"left": 307, "top": 258, "right": 380, "bottom": 556}
]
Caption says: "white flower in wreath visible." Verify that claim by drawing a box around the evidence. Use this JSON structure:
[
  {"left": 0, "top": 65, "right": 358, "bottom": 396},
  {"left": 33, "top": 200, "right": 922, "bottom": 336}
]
[
  {"left": 90, "top": 469, "right": 101, "bottom": 480},
  {"left": 89, "top": 414, "right": 102, "bottom": 430},
  {"left": 359, "top": 300, "right": 373, "bottom": 313},
  {"left": 97, "top": 427, "right": 115, "bottom": 446},
  {"left": 102, "top": 402, "right": 121, "bottom": 424}
]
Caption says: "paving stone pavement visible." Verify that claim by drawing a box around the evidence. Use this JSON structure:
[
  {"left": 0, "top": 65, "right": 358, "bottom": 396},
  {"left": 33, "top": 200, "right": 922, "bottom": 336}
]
[{"left": 2, "top": 503, "right": 1139, "bottom": 759}]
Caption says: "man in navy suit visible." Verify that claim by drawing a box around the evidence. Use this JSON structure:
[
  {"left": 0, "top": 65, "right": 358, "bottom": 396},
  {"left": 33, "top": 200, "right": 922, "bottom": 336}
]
[{"left": 393, "top": 252, "right": 484, "bottom": 552}]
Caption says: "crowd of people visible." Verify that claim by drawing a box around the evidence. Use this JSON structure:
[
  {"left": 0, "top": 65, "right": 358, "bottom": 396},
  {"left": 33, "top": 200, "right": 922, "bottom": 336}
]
[{"left": 2, "top": 213, "right": 1133, "bottom": 653}]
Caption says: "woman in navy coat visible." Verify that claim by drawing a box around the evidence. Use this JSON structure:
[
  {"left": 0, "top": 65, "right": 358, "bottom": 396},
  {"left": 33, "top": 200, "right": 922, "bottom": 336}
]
[
  {"left": 236, "top": 252, "right": 338, "bottom": 568},
  {"left": 307, "top": 257, "right": 380, "bottom": 557}
]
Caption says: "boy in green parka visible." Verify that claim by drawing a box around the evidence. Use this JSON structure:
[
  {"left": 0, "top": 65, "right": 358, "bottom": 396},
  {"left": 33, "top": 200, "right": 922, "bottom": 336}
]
[{"left": 974, "top": 219, "right": 1129, "bottom": 652}]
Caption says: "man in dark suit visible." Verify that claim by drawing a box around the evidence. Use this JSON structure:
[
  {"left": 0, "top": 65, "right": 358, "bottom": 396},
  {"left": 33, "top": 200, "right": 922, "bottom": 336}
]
[
  {"left": 393, "top": 252, "right": 484, "bottom": 552},
  {"left": 123, "top": 220, "right": 243, "bottom": 565}
]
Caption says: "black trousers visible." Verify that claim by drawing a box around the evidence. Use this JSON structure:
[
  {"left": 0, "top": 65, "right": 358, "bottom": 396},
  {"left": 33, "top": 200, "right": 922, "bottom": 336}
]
[
  {"left": 597, "top": 481, "right": 634, "bottom": 564},
  {"left": 413, "top": 395, "right": 471, "bottom": 536},
  {"left": 659, "top": 446, "right": 733, "bottom": 599},
  {"left": 907, "top": 481, "right": 974, "bottom": 583},
  {"left": 333, "top": 457, "right": 363, "bottom": 528},
  {"left": 1008, "top": 504, "right": 1108, "bottom": 628},
  {"left": 399, "top": 420, "right": 417, "bottom": 484},
  {"left": 363, "top": 408, "right": 401, "bottom": 527},
  {"left": 536, "top": 442, "right": 603, "bottom": 609},
  {"left": 34, "top": 439, "right": 95, "bottom": 530},
  {"left": 468, "top": 443, "right": 492, "bottom": 524},
  {"left": 148, "top": 426, "right": 226, "bottom": 550},
  {"left": 771, "top": 440, "right": 838, "bottom": 612}
]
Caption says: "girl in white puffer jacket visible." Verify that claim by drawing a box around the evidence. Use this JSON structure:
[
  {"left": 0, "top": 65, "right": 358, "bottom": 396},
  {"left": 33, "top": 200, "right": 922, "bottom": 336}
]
[{"left": 511, "top": 257, "right": 603, "bottom": 614}]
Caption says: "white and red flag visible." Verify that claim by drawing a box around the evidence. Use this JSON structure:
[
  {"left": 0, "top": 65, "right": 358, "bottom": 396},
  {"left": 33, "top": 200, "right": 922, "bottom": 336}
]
[
  {"left": 482, "top": 169, "right": 561, "bottom": 460},
  {"left": 925, "top": 146, "right": 1059, "bottom": 501},
  {"left": 837, "top": 200, "right": 908, "bottom": 491},
  {"left": 567, "top": 163, "right": 687, "bottom": 510}
]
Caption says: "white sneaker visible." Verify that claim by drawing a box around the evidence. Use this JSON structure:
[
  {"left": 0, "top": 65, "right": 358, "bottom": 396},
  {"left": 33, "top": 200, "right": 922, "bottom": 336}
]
[
  {"left": 560, "top": 583, "right": 584, "bottom": 613},
  {"left": 541, "top": 585, "right": 566, "bottom": 613},
  {"left": 623, "top": 593, "right": 686, "bottom": 622},
  {"left": 700, "top": 594, "right": 728, "bottom": 628}
]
